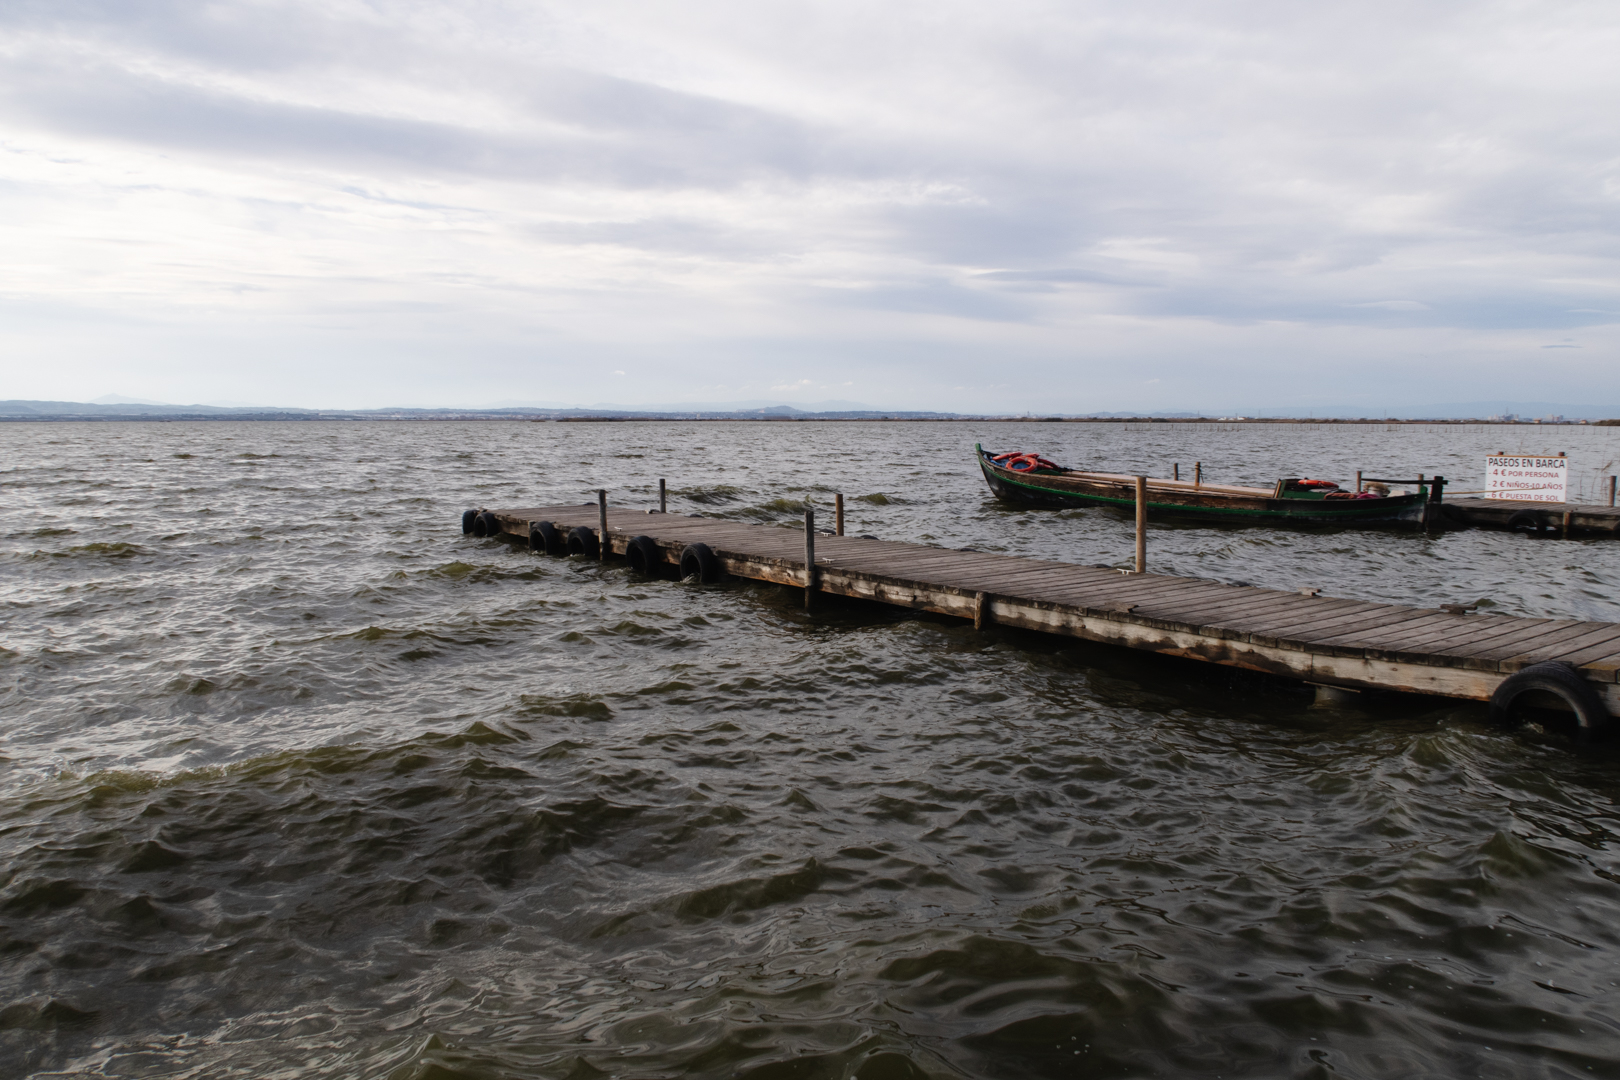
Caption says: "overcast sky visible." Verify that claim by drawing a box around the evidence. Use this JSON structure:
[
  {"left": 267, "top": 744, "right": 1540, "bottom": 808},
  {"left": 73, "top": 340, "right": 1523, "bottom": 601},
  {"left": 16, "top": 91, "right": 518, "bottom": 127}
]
[{"left": 3, "top": 0, "right": 1618, "bottom": 412}]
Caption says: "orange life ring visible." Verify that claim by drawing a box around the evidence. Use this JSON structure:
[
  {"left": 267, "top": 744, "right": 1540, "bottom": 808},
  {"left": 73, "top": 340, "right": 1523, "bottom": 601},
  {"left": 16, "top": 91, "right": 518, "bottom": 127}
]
[{"left": 991, "top": 451, "right": 1059, "bottom": 472}]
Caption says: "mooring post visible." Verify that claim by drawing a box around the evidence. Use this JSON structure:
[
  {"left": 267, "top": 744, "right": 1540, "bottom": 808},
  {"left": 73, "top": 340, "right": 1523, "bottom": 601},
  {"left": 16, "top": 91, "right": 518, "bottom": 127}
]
[
  {"left": 1563, "top": 510, "right": 1574, "bottom": 538},
  {"left": 597, "top": 489, "right": 609, "bottom": 559},
  {"left": 659, "top": 478, "right": 666, "bottom": 514},
  {"left": 803, "top": 507, "right": 816, "bottom": 609},
  {"left": 1134, "top": 475, "right": 1147, "bottom": 574},
  {"left": 1610, "top": 475, "right": 1617, "bottom": 507},
  {"left": 835, "top": 493, "right": 845, "bottom": 536},
  {"left": 1424, "top": 475, "right": 1445, "bottom": 532},
  {"left": 1173, "top": 463, "right": 1180, "bottom": 481},
  {"left": 1355, "top": 469, "right": 1363, "bottom": 493},
  {"left": 1194, "top": 461, "right": 1202, "bottom": 489}
]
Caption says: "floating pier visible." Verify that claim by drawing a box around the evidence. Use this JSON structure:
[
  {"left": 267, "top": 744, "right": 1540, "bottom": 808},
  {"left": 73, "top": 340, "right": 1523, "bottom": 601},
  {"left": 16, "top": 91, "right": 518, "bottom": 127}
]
[
  {"left": 1442, "top": 497, "right": 1620, "bottom": 537},
  {"left": 467, "top": 502, "right": 1620, "bottom": 735}
]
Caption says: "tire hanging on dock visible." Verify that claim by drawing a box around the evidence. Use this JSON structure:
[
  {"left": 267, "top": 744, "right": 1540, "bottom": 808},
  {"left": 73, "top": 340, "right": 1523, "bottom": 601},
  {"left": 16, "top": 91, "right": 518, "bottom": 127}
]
[
  {"left": 532, "top": 520, "right": 564, "bottom": 556},
  {"left": 1507, "top": 510, "right": 1549, "bottom": 536},
  {"left": 626, "top": 535, "right": 661, "bottom": 575},
  {"left": 680, "top": 542, "right": 720, "bottom": 583},
  {"left": 462, "top": 509, "right": 478, "bottom": 535},
  {"left": 1489, "top": 661, "right": 1611, "bottom": 740},
  {"left": 567, "top": 526, "right": 599, "bottom": 559},
  {"left": 477, "top": 512, "right": 501, "bottom": 538}
]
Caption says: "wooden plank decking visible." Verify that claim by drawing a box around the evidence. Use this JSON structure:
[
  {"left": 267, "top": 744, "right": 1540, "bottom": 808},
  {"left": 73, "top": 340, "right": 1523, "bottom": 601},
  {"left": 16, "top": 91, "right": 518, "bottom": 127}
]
[{"left": 481, "top": 503, "right": 1620, "bottom": 712}]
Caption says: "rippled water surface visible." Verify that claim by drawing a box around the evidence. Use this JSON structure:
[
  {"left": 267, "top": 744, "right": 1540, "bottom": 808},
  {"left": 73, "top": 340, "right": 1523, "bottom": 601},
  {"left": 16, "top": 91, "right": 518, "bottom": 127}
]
[{"left": 4, "top": 420, "right": 1620, "bottom": 1079}]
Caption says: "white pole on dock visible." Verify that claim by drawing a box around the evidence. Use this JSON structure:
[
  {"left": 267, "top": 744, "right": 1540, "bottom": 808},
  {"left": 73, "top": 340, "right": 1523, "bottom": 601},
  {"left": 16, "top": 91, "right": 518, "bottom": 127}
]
[
  {"left": 597, "top": 489, "right": 608, "bottom": 560},
  {"left": 803, "top": 507, "right": 816, "bottom": 609},
  {"left": 1134, "top": 475, "right": 1147, "bottom": 574}
]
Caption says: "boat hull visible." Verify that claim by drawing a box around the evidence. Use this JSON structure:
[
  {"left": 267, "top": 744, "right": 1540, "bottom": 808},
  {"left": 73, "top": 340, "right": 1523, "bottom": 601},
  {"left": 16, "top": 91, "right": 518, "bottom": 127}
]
[{"left": 979, "top": 451, "right": 1426, "bottom": 524}]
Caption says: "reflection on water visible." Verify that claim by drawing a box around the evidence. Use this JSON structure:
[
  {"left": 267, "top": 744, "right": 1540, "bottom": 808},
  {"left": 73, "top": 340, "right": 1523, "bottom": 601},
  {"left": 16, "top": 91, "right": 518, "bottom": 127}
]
[{"left": 2, "top": 421, "right": 1619, "bottom": 1078}]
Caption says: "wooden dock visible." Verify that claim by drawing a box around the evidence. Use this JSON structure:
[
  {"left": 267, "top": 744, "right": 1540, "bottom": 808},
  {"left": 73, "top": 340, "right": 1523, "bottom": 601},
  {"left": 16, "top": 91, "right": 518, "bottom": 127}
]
[
  {"left": 474, "top": 503, "right": 1620, "bottom": 728},
  {"left": 1442, "top": 497, "right": 1620, "bottom": 537}
]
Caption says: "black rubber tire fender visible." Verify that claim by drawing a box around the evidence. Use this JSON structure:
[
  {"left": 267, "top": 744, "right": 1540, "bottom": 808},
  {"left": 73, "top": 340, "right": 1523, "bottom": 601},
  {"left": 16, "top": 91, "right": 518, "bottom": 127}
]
[
  {"left": 477, "top": 512, "right": 502, "bottom": 538},
  {"left": 626, "top": 535, "right": 661, "bottom": 575},
  {"left": 1507, "top": 509, "right": 1548, "bottom": 535},
  {"left": 532, "top": 520, "right": 564, "bottom": 556},
  {"left": 567, "top": 526, "right": 599, "bottom": 558},
  {"left": 1489, "top": 660, "right": 1611, "bottom": 740},
  {"left": 680, "top": 542, "right": 721, "bottom": 583},
  {"left": 470, "top": 512, "right": 489, "bottom": 537},
  {"left": 462, "top": 509, "right": 479, "bottom": 534}
]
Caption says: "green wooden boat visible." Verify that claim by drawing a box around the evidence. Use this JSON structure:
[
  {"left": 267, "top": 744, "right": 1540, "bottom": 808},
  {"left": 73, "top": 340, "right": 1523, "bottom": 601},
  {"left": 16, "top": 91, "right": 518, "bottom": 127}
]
[{"left": 977, "top": 444, "right": 1436, "bottom": 524}]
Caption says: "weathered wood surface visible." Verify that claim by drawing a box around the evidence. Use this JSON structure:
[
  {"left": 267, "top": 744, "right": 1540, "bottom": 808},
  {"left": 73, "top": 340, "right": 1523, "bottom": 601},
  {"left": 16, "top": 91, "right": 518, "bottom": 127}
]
[
  {"left": 1443, "top": 497, "right": 1620, "bottom": 536},
  {"left": 484, "top": 503, "right": 1620, "bottom": 711}
]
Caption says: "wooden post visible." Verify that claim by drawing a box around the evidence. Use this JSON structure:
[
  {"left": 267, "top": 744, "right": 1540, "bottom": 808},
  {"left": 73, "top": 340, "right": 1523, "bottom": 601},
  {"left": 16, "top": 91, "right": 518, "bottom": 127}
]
[
  {"left": 1563, "top": 510, "right": 1573, "bottom": 538},
  {"left": 1424, "top": 475, "right": 1445, "bottom": 532},
  {"left": 1355, "top": 470, "right": 1363, "bottom": 493},
  {"left": 659, "top": 478, "right": 666, "bottom": 514},
  {"left": 803, "top": 507, "right": 816, "bottom": 609},
  {"left": 1134, "top": 475, "right": 1147, "bottom": 574},
  {"left": 597, "top": 489, "right": 609, "bottom": 559},
  {"left": 1173, "top": 463, "right": 1179, "bottom": 481},
  {"left": 1193, "top": 462, "right": 1201, "bottom": 489},
  {"left": 974, "top": 591, "right": 989, "bottom": 630},
  {"left": 835, "top": 493, "right": 845, "bottom": 536},
  {"left": 1610, "top": 475, "right": 1617, "bottom": 507}
]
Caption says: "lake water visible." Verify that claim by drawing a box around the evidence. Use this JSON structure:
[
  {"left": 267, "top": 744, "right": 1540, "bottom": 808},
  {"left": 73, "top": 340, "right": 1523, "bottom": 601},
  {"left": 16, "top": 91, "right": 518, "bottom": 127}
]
[{"left": 4, "top": 419, "right": 1620, "bottom": 1078}]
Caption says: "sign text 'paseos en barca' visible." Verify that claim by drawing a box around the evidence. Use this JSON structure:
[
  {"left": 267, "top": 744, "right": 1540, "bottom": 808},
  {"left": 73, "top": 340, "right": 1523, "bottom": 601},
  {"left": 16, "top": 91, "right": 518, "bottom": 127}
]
[{"left": 1485, "top": 454, "right": 1567, "bottom": 503}]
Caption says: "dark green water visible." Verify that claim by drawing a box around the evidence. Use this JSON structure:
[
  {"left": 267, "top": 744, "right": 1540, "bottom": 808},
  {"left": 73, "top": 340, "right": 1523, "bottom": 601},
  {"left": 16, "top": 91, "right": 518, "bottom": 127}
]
[{"left": 3, "top": 420, "right": 1620, "bottom": 1078}]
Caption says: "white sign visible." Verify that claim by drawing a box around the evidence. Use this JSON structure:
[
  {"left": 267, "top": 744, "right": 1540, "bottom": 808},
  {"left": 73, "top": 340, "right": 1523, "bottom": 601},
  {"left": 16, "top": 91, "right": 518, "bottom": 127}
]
[{"left": 1485, "top": 454, "right": 1568, "bottom": 503}]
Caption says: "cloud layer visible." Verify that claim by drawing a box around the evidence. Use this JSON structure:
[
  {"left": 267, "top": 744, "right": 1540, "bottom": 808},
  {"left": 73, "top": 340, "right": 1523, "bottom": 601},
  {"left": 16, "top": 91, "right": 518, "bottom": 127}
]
[{"left": 3, "top": 0, "right": 1618, "bottom": 410}]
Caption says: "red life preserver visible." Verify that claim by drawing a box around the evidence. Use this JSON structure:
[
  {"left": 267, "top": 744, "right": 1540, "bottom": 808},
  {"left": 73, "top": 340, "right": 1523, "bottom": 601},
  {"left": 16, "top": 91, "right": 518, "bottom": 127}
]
[{"left": 991, "top": 451, "right": 1059, "bottom": 472}]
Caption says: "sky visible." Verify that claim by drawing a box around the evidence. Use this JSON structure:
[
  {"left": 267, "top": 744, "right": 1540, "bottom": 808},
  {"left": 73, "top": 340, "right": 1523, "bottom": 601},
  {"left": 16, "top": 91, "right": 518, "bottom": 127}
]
[{"left": 3, "top": 0, "right": 1619, "bottom": 413}]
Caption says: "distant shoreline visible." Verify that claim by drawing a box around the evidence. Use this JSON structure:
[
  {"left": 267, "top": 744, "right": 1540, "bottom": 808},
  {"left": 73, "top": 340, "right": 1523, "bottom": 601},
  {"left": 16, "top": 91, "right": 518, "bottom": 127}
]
[{"left": 3, "top": 414, "right": 1615, "bottom": 426}]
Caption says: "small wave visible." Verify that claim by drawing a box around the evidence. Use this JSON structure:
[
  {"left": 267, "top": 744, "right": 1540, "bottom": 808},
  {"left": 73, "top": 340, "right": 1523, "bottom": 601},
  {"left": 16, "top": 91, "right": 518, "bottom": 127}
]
[
  {"left": 517, "top": 693, "right": 615, "bottom": 720},
  {"left": 58, "top": 542, "right": 150, "bottom": 558},
  {"left": 591, "top": 857, "right": 849, "bottom": 936},
  {"left": 679, "top": 484, "right": 745, "bottom": 504}
]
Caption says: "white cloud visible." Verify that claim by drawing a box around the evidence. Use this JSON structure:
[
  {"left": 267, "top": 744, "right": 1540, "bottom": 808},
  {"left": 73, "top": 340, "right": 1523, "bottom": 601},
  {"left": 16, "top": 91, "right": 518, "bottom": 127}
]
[{"left": 1, "top": 0, "right": 1619, "bottom": 411}]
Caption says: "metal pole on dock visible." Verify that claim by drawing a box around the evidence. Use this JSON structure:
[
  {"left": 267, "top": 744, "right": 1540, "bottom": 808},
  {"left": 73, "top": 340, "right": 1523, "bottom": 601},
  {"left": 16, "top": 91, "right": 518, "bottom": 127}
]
[
  {"left": 597, "top": 489, "right": 609, "bottom": 560},
  {"left": 659, "top": 478, "right": 666, "bottom": 514},
  {"left": 803, "top": 507, "right": 816, "bottom": 609},
  {"left": 835, "top": 493, "right": 845, "bottom": 536},
  {"left": 1134, "top": 475, "right": 1147, "bottom": 574}
]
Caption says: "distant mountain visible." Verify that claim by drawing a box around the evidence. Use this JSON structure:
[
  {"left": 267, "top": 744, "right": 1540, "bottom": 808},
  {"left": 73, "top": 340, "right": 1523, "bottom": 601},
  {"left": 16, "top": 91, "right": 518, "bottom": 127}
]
[
  {"left": 91, "top": 394, "right": 176, "bottom": 406},
  {"left": 0, "top": 399, "right": 316, "bottom": 417},
  {"left": 6, "top": 397, "right": 1616, "bottom": 422}
]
